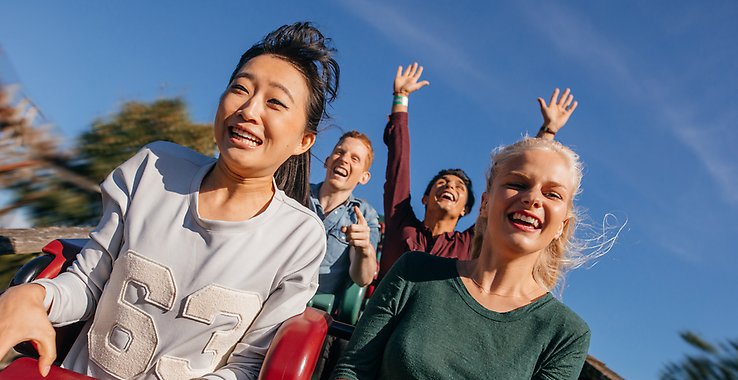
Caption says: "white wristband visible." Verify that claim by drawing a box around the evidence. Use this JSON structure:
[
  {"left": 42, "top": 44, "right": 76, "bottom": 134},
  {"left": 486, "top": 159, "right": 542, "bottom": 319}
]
[{"left": 392, "top": 94, "right": 408, "bottom": 106}]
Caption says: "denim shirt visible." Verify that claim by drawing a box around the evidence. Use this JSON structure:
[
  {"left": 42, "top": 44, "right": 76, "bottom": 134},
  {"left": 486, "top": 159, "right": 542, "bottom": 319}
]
[{"left": 310, "top": 182, "right": 381, "bottom": 295}]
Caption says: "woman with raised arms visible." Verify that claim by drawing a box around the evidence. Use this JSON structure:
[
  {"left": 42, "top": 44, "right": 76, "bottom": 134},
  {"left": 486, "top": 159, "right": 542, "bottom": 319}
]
[
  {"left": 0, "top": 22, "right": 338, "bottom": 380},
  {"left": 334, "top": 136, "right": 593, "bottom": 379}
]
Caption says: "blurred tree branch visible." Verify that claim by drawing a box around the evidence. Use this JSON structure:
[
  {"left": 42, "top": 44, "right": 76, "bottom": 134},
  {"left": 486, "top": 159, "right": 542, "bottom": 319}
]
[
  {"left": 661, "top": 331, "right": 738, "bottom": 380},
  {"left": 1, "top": 84, "right": 213, "bottom": 226}
]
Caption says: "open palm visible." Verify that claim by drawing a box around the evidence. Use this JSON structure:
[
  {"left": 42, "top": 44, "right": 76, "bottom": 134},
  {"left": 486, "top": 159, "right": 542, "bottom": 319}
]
[{"left": 394, "top": 63, "right": 430, "bottom": 96}]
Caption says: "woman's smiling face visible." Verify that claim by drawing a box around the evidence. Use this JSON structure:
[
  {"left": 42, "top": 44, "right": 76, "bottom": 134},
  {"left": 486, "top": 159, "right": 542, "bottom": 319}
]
[
  {"left": 483, "top": 148, "right": 575, "bottom": 258},
  {"left": 213, "top": 54, "right": 314, "bottom": 179}
]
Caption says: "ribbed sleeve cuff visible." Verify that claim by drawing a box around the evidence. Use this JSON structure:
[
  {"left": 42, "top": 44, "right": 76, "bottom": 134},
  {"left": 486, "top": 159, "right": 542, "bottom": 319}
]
[{"left": 32, "top": 279, "right": 56, "bottom": 314}]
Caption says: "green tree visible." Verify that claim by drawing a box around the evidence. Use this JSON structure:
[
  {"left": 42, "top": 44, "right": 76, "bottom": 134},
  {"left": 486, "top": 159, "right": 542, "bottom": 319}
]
[
  {"left": 13, "top": 98, "right": 213, "bottom": 226},
  {"left": 79, "top": 98, "right": 214, "bottom": 182},
  {"left": 661, "top": 331, "right": 738, "bottom": 380}
]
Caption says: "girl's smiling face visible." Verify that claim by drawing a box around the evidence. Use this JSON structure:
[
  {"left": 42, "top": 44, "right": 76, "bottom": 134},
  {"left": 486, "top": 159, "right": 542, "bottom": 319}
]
[
  {"left": 483, "top": 148, "right": 575, "bottom": 259},
  {"left": 213, "top": 54, "right": 314, "bottom": 179}
]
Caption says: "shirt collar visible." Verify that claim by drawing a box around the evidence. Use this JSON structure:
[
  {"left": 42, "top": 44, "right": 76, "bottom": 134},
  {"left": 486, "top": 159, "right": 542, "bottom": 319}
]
[{"left": 311, "top": 182, "right": 360, "bottom": 208}]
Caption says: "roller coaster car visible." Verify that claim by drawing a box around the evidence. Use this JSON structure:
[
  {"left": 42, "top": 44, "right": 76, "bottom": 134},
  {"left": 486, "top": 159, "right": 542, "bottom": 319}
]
[{"left": 1, "top": 239, "right": 357, "bottom": 380}]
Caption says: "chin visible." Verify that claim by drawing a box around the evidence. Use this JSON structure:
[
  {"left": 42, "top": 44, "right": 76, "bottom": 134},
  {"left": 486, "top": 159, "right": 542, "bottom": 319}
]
[
  {"left": 330, "top": 177, "right": 349, "bottom": 186},
  {"left": 498, "top": 235, "right": 549, "bottom": 256},
  {"left": 437, "top": 202, "right": 461, "bottom": 214}
]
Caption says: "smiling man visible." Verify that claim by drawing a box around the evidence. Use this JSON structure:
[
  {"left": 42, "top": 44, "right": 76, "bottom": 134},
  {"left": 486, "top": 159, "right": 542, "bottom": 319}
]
[
  {"left": 381, "top": 63, "right": 577, "bottom": 276},
  {"left": 310, "top": 131, "right": 380, "bottom": 295}
]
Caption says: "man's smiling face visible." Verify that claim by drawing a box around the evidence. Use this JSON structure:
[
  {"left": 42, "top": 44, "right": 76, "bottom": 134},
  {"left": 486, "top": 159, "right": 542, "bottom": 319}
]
[
  {"left": 323, "top": 136, "right": 372, "bottom": 192},
  {"left": 423, "top": 174, "right": 469, "bottom": 218}
]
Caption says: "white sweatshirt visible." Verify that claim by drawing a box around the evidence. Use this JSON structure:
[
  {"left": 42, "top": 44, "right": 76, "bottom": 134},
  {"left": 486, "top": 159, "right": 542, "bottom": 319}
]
[{"left": 35, "top": 141, "right": 326, "bottom": 380}]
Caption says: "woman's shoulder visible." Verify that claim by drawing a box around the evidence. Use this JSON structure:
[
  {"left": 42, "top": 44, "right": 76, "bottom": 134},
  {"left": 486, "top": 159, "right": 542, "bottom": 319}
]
[
  {"left": 115, "top": 141, "right": 212, "bottom": 176},
  {"left": 272, "top": 188, "right": 325, "bottom": 233},
  {"left": 103, "top": 141, "right": 213, "bottom": 194},
  {"left": 142, "top": 141, "right": 213, "bottom": 166},
  {"left": 540, "top": 296, "right": 590, "bottom": 335}
]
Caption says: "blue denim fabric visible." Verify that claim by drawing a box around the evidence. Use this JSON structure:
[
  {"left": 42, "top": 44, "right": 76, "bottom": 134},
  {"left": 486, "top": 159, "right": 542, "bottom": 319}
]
[{"left": 310, "top": 183, "right": 381, "bottom": 295}]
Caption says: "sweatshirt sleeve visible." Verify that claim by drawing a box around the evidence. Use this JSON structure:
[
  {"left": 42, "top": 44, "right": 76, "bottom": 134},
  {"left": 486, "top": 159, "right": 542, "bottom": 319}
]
[
  {"left": 34, "top": 148, "right": 148, "bottom": 327},
  {"left": 381, "top": 112, "right": 420, "bottom": 276},
  {"left": 333, "top": 254, "right": 411, "bottom": 380},
  {"left": 203, "top": 218, "right": 326, "bottom": 380}
]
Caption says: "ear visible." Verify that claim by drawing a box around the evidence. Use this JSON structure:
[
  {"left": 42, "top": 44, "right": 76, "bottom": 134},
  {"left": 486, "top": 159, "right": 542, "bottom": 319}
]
[
  {"left": 294, "top": 132, "right": 316, "bottom": 155},
  {"left": 555, "top": 218, "right": 570, "bottom": 239},
  {"left": 479, "top": 192, "right": 489, "bottom": 214},
  {"left": 421, "top": 195, "right": 428, "bottom": 206},
  {"left": 358, "top": 170, "right": 371, "bottom": 185},
  {"left": 323, "top": 156, "right": 329, "bottom": 169}
]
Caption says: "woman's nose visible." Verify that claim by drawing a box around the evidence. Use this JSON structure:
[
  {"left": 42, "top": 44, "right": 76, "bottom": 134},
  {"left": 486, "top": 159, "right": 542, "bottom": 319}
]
[
  {"left": 521, "top": 193, "right": 542, "bottom": 208},
  {"left": 237, "top": 99, "right": 260, "bottom": 121}
]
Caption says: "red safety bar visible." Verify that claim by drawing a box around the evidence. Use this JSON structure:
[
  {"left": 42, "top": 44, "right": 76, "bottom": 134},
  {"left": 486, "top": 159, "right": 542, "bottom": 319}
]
[
  {"left": 38, "top": 239, "right": 87, "bottom": 279},
  {"left": 259, "top": 307, "right": 332, "bottom": 380},
  {"left": 9, "top": 239, "right": 88, "bottom": 362}
]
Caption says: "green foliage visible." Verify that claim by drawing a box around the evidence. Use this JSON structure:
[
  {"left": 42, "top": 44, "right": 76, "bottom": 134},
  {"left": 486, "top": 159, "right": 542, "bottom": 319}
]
[
  {"left": 13, "top": 98, "right": 214, "bottom": 226},
  {"left": 12, "top": 180, "right": 101, "bottom": 226},
  {"left": 79, "top": 98, "right": 214, "bottom": 182},
  {"left": 661, "top": 331, "right": 738, "bottom": 380}
]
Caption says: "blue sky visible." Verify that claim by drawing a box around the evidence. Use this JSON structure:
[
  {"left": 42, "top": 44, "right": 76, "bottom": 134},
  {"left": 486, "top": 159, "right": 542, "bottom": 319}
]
[{"left": 2, "top": 1, "right": 737, "bottom": 378}]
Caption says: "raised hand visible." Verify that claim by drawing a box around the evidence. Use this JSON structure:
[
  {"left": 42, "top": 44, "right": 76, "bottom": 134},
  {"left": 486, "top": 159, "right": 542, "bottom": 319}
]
[
  {"left": 394, "top": 63, "right": 430, "bottom": 97},
  {"left": 537, "top": 88, "right": 578, "bottom": 136},
  {"left": 0, "top": 284, "right": 57, "bottom": 377}
]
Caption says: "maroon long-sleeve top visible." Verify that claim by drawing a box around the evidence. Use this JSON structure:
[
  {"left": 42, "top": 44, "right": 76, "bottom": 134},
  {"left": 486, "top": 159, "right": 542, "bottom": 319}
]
[{"left": 381, "top": 112, "right": 474, "bottom": 277}]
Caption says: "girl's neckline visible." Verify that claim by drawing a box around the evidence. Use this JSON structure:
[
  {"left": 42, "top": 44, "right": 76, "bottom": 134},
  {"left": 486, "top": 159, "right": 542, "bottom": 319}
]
[
  {"left": 188, "top": 161, "right": 282, "bottom": 232},
  {"left": 452, "top": 260, "right": 553, "bottom": 321}
]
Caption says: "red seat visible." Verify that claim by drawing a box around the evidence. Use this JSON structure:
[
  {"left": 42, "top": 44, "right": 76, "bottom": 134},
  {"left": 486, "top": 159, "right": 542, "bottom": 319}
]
[
  {"left": 0, "top": 357, "right": 95, "bottom": 380},
  {"left": 259, "top": 307, "right": 332, "bottom": 380}
]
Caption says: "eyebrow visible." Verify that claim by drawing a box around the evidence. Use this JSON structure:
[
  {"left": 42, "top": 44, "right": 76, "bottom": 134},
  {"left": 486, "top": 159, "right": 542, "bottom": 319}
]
[
  {"left": 507, "top": 171, "right": 567, "bottom": 189},
  {"left": 233, "top": 72, "right": 295, "bottom": 103},
  {"left": 441, "top": 176, "right": 466, "bottom": 188}
]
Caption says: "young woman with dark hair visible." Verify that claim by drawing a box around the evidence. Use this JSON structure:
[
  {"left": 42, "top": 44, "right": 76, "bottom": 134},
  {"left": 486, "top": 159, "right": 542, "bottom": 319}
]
[
  {"left": 0, "top": 22, "right": 338, "bottom": 379},
  {"left": 227, "top": 22, "right": 340, "bottom": 207}
]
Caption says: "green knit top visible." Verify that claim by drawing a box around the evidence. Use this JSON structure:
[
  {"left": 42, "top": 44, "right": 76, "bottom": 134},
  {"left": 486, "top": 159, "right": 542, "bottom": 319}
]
[{"left": 333, "top": 252, "right": 591, "bottom": 380}]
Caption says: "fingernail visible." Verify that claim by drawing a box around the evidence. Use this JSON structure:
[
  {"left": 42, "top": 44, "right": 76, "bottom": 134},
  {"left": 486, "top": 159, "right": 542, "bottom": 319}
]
[{"left": 42, "top": 365, "right": 51, "bottom": 377}]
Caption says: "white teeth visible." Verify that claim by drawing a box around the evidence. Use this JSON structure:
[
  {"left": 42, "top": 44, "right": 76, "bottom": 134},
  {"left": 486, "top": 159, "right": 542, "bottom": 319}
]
[
  {"left": 333, "top": 167, "right": 349, "bottom": 177},
  {"left": 440, "top": 191, "right": 455, "bottom": 201},
  {"left": 512, "top": 212, "right": 540, "bottom": 228},
  {"left": 231, "top": 127, "right": 262, "bottom": 146}
]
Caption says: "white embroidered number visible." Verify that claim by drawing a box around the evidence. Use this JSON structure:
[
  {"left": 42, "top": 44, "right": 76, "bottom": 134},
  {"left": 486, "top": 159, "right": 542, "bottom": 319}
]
[
  {"left": 155, "top": 285, "right": 261, "bottom": 379},
  {"left": 89, "top": 251, "right": 177, "bottom": 379},
  {"left": 89, "top": 251, "right": 261, "bottom": 379}
]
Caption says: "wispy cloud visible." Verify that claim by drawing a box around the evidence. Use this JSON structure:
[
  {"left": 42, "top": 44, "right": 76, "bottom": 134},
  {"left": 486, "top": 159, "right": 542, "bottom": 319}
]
[
  {"left": 335, "top": 0, "right": 494, "bottom": 99},
  {"left": 668, "top": 118, "right": 738, "bottom": 205},
  {"left": 519, "top": 3, "right": 738, "bottom": 207}
]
